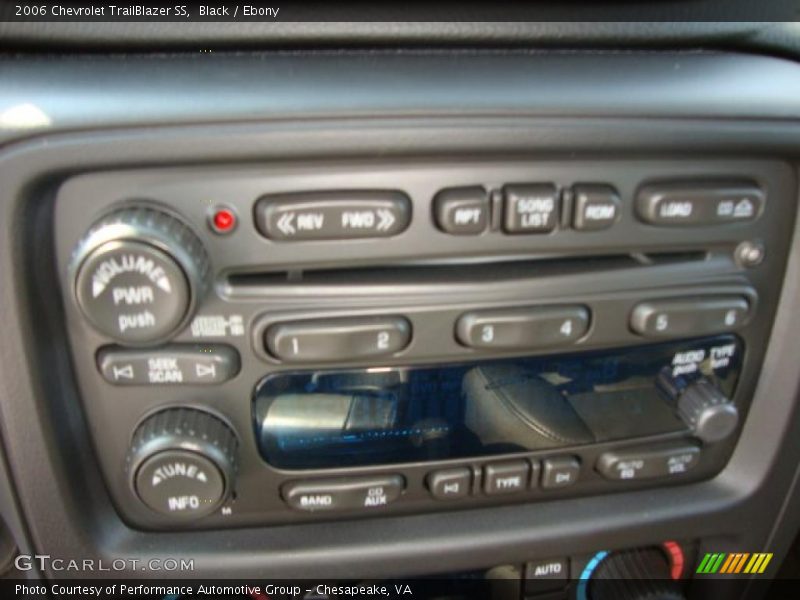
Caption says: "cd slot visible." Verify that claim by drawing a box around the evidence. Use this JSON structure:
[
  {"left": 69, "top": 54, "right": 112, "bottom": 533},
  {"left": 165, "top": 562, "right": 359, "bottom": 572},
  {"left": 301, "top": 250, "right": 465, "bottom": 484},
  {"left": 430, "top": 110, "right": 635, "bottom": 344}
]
[{"left": 225, "top": 251, "right": 708, "bottom": 295}]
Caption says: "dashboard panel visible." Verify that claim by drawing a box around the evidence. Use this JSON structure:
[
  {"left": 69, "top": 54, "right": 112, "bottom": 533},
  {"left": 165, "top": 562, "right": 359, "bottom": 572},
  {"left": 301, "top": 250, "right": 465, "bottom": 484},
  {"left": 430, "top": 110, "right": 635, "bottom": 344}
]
[{"left": 0, "top": 49, "right": 799, "bottom": 596}]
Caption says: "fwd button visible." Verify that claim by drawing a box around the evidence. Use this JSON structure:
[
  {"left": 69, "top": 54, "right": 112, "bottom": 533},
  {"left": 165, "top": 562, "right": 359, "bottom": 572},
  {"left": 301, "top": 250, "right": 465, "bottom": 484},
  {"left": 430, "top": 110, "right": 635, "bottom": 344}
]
[{"left": 255, "top": 190, "right": 411, "bottom": 241}]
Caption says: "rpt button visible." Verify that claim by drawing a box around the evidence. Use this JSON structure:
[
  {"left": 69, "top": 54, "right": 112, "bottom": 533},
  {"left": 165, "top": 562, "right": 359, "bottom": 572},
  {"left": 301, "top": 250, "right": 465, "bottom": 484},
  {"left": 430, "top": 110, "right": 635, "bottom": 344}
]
[{"left": 266, "top": 316, "right": 411, "bottom": 363}]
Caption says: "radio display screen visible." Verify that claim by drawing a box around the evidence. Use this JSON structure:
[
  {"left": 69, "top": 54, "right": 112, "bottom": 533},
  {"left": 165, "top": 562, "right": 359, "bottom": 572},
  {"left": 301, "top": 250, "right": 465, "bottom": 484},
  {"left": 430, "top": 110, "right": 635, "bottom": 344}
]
[{"left": 253, "top": 336, "right": 742, "bottom": 469}]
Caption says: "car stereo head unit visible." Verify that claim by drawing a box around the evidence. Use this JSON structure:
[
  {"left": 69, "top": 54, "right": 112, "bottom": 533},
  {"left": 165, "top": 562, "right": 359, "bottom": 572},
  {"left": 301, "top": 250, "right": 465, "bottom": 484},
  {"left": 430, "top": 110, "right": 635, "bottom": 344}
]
[{"left": 50, "top": 157, "right": 795, "bottom": 529}]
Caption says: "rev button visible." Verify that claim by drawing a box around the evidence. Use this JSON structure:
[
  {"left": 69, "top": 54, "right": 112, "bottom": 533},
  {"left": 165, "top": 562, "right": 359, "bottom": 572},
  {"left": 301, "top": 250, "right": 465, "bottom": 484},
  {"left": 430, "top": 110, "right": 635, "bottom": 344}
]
[{"left": 255, "top": 190, "right": 411, "bottom": 241}]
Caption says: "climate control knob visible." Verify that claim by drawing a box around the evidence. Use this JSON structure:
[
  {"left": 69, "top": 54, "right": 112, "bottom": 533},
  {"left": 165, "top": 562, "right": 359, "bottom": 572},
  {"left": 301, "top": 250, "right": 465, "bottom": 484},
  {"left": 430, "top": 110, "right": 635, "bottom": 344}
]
[
  {"left": 71, "top": 205, "right": 210, "bottom": 345},
  {"left": 587, "top": 547, "right": 686, "bottom": 600},
  {"left": 127, "top": 408, "right": 237, "bottom": 520}
]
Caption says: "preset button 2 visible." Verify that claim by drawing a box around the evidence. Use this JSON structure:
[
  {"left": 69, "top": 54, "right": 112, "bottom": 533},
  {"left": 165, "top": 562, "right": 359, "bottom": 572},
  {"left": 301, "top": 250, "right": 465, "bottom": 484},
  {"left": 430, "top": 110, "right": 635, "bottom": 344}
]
[{"left": 266, "top": 316, "right": 411, "bottom": 363}]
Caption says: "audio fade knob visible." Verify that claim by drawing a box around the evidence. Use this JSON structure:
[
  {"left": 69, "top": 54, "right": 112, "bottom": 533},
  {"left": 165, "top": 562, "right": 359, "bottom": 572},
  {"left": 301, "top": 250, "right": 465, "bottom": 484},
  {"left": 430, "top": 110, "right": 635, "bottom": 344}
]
[
  {"left": 677, "top": 379, "right": 739, "bottom": 444},
  {"left": 589, "top": 548, "right": 685, "bottom": 600},
  {"left": 72, "top": 205, "right": 210, "bottom": 345},
  {"left": 127, "top": 408, "right": 238, "bottom": 519}
]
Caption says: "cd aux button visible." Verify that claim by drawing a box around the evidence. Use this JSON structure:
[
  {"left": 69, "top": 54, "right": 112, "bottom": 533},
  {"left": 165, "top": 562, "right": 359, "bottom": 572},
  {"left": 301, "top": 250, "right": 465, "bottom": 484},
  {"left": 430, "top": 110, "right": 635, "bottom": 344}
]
[
  {"left": 282, "top": 475, "right": 405, "bottom": 512},
  {"left": 455, "top": 306, "right": 590, "bottom": 350},
  {"left": 266, "top": 316, "right": 411, "bottom": 363}
]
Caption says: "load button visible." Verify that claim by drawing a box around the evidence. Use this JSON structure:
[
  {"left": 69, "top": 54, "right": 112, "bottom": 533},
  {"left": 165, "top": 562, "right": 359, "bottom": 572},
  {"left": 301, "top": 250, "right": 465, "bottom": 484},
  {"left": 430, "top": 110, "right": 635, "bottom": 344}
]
[
  {"left": 255, "top": 190, "right": 411, "bottom": 241},
  {"left": 282, "top": 475, "right": 405, "bottom": 512}
]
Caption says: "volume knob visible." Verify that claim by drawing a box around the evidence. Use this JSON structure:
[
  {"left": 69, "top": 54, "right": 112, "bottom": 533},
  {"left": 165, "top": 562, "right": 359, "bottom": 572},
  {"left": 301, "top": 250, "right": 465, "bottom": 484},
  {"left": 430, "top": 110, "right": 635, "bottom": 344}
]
[
  {"left": 127, "top": 408, "right": 238, "bottom": 520},
  {"left": 677, "top": 379, "right": 739, "bottom": 444},
  {"left": 72, "top": 205, "right": 210, "bottom": 345}
]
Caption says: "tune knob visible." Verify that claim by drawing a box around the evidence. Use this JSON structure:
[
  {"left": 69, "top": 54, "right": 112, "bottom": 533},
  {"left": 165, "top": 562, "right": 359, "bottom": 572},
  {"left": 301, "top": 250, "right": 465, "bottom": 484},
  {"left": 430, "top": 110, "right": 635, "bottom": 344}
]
[
  {"left": 127, "top": 408, "right": 238, "bottom": 519},
  {"left": 677, "top": 379, "right": 739, "bottom": 444},
  {"left": 71, "top": 205, "right": 210, "bottom": 345},
  {"left": 588, "top": 547, "right": 686, "bottom": 600}
]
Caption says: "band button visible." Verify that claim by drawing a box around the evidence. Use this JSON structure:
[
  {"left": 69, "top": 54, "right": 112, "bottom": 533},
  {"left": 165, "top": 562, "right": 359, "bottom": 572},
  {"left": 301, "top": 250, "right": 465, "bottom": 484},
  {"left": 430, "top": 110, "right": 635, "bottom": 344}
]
[{"left": 282, "top": 475, "right": 405, "bottom": 512}]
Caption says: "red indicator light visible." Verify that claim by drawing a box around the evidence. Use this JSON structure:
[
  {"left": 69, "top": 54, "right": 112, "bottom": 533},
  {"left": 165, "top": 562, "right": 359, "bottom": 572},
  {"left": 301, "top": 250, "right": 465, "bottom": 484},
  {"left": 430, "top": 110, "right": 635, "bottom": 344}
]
[
  {"left": 211, "top": 207, "right": 237, "bottom": 234},
  {"left": 663, "top": 540, "right": 685, "bottom": 580}
]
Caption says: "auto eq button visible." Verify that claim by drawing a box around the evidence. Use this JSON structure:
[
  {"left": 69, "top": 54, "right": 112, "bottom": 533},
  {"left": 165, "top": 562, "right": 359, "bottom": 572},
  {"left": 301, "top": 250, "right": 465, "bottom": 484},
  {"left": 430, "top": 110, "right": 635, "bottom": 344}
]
[
  {"left": 596, "top": 444, "right": 701, "bottom": 481},
  {"left": 282, "top": 475, "right": 404, "bottom": 512},
  {"left": 255, "top": 190, "right": 411, "bottom": 241},
  {"left": 98, "top": 344, "right": 240, "bottom": 385},
  {"left": 636, "top": 181, "right": 764, "bottom": 226},
  {"left": 455, "top": 306, "right": 589, "bottom": 350}
]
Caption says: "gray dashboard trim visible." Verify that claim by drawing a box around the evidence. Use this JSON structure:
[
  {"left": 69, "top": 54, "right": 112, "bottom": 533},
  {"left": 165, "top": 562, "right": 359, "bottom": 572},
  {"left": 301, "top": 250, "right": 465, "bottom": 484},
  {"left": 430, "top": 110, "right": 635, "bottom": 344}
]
[{"left": 3, "top": 51, "right": 800, "bottom": 146}]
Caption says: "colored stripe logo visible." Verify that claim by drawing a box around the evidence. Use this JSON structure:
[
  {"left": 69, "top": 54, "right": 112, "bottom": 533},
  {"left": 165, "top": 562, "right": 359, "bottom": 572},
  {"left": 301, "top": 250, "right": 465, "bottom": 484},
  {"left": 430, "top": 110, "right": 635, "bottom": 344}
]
[{"left": 696, "top": 552, "right": 773, "bottom": 574}]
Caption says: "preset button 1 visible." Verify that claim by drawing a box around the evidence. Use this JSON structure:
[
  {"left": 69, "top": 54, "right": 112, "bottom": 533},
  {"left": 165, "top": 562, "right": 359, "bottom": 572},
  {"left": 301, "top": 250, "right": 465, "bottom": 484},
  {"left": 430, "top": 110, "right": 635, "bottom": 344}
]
[
  {"left": 456, "top": 306, "right": 590, "bottom": 350},
  {"left": 266, "top": 316, "right": 411, "bottom": 363}
]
